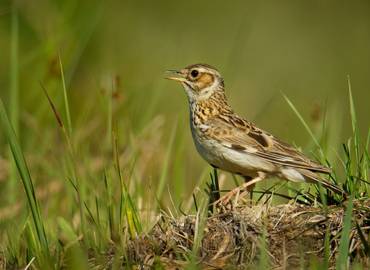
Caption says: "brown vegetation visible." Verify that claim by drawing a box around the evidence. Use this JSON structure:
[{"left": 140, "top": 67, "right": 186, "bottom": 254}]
[{"left": 117, "top": 200, "right": 370, "bottom": 269}]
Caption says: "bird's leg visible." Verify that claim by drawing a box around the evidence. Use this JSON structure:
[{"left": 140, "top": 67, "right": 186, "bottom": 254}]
[
  {"left": 215, "top": 172, "right": 266, "bottom": 207},
  {"left": 243, "top": 176, "right": 255, "bottom": 201}
]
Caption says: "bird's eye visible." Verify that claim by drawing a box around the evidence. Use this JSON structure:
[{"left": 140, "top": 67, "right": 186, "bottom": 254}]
[{"left": 190, "top": 69, "right": 199, "bottom": 78}]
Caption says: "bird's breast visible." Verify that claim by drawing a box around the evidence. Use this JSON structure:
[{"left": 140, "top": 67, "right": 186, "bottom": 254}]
[{"left": 191, "top": 125, "right": 221, "bottom": 163}]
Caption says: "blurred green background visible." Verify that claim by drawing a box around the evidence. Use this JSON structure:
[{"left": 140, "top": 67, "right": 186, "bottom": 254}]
[{"left": 0, "top": 0, "right": 369, "bottom": 230}]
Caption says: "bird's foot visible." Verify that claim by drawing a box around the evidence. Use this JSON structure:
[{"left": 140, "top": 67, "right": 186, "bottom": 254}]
[
  {"left": 214, "top": 187, "right": 243, "bottom": 209},
  {"left": 214, "top": 173, "right": 266, "bottom": 210}
]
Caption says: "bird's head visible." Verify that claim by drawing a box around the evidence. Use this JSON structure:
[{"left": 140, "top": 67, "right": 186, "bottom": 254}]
[{"left": 166, "top": 64, "right": 224, "bottom": 103}]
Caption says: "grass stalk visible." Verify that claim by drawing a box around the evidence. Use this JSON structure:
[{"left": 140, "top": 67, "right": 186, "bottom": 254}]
[
  {"left": 8, "top": 2, "right": 19, "bottom": 204},
  {"left": 41, "top": 83, "right": 86, "bottom": 240},
  {"left": 257, "top": 227, "right": 270, "bottom": 269},
  {"left": 156, "top": 121, "right": 177, "bottom": 200},
  {"left": 59, "top": 53, "right": 73, "bottom": 136},
  {"left": 336, "top": 195, "right": 354, "bottom": 270},
  {"left": 9, "top": 3, "right": 19, "bottom": 134},
  {"left": 207, "top": 168, "right": 220, "bottom": 214},
  {"left": 106, "top": 76, "right": 113, "bottom": 146},
  {"left": 347, "top": 76, "right": 362, "bottom": 188},
  {"left": 347, "top": 76, "right": 359, "bottom": 166},
  {"left": 283, "top": 94, "right": 323, "bottom": 156},
  {"left": 112, "top": 129, "right": 142, "bottom": 237},
  {"left": 103, "top": 171, "right": 116, "bottom": 240},
  {"left": 189, "top": 196, "right": 208, "bottom": 268},
  {"left": 57, "top": 56, "right": 88, "bottom": 237},
  {"left": 283, "top": 94, "right": 337, "bottom": 204},
  {"left": 0, "top": 99, "right": 49, "bottom": 256}
]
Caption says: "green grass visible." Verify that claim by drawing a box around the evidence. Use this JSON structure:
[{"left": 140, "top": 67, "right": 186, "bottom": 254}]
[
  {"left": 283, "top": 81, "right": 369, "bottom": 269},
  {"left": 7, "top": 1, "right": 19, "bottom": 206},
  {"left": 336, "top": 194, "right": 354, "bottom": 270},
  {"left": 0, "top": 99, "right": 50, "bottom": 266}
]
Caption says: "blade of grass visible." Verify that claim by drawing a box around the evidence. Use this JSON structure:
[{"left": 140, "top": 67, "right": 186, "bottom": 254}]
[
  {"left": 336, "top": 195, "right": 354, "bottom": 270},
  {"left": 103, "top": 170, "right": 116, "bottom": 241},
  {"left": 59, "top": 53, "right": 72, "bottom": 135},
  {"left": 0, "top": 99, "right": 49, "bottom": 255},
  {"left": 112, "top": 128, "right": 142, "bottom": 237},
  {"left": 364, "top": 128, "right": 369, "bottom": 182},
  {"left": 8, "top": 2, "right": 19, "bottom": 205},
  {"left": 189, "top": 196, "right": 208, "bottom": 267},
  {"left": 24, "top": 257, "right": 35, "bottom": 270},
  {"left": 206, "top": 168, "right": 220, "bottom": 214},
  {"left": 347, "top": 76, "right": 359, "bottom": 167},
  {"left": 283, "top": 94, "right": 323, "bottom": 156},
  {"left": 257, "top": 227, "right": 270, "bottom": 269},
  {"left": 363, "top": 129, "right": 369, "bottom": 197},
  {"left": 283, "top": 94, "right": 336, "bottom": 204},
  {"left": 24, "top": 221, "right": 39, "bottom": 259},
  {"left": 156, "top": 121, "right": 177, "bottom": 200},
  {"left": 106, "top": 76, "right": 113, "bottom": 146},
  {"left": 9, "top": 3, "right": 19, "bottom": 134},
  {"left": 55, "top": 57, "right": 90, "bottom": 240},
  {"left": 57, "top": 217, "right": 79, "bottom": 244},
  {"left": 41, "top": 83, "right": 86, "bottom": 240}
]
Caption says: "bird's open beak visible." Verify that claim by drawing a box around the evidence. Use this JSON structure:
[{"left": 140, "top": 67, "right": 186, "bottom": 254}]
[{"left": 165, "top": 70, "right": 186, "bottom": 82}]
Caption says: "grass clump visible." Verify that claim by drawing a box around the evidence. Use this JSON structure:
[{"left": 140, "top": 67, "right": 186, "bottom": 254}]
[{"left": 123, "top": 200, "right": 370, "bottom": 269}]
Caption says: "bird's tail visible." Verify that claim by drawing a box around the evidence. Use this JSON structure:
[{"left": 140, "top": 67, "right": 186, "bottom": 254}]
[{"left": 299, "top": 169, "right": 345, "bottom": 195}]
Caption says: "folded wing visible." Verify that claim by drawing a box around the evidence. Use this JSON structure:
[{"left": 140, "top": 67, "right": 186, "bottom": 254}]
[{"left": 205, "top": 115, "right": 331, "bottom": 174}]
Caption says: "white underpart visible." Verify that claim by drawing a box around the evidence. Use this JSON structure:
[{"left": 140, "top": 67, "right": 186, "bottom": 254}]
[
  {"left": 280, "top": 167, "right": 306, "bottom": 182},
  {"left": 190, "top": 123, "right": 309, "bottom": 182},
  {"left": 182, "top": 83, "right": 197, "bottom": 102},
  {"left": 190, "top": 128, "right": 276, "bottom": 177}
]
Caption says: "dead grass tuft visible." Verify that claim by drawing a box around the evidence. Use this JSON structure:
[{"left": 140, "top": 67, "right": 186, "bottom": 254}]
[{"left": 117, "top": 199, "right": 370, "bottom": 269}]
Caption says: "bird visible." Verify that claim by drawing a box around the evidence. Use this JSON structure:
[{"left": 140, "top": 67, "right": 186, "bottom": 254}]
[{"left": 165, "top": 63, "right": 344, "bottom": 204}]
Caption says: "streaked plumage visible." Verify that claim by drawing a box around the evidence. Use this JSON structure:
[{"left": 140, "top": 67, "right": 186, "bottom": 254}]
[{"left": 166, "top": 64, "right": 343, "bottom": 201}]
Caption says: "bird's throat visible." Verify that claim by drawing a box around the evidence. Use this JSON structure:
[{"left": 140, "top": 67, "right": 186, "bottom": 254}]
[{"left": 191, "top": 90, "right": 233, "bottom": 124}]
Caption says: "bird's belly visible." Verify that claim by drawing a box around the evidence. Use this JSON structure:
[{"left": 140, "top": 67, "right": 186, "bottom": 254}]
[{"left": 192, "top": 133, "right": 275, "bottom": 176}]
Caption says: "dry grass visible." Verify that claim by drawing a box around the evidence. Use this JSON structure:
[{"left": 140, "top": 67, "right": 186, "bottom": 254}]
[{"left": 88, "top": 199, "right": 370, "bottom": 269}]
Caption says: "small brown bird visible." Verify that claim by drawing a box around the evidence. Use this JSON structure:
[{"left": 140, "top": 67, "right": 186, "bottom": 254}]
[{"left": 166, "top": 64, "right": 343, "bottom": 204}]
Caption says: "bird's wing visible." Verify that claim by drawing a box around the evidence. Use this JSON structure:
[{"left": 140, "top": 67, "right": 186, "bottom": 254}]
[{"left": 204, "top": 115, "right": 331, "bottom": 173}]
